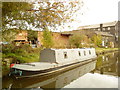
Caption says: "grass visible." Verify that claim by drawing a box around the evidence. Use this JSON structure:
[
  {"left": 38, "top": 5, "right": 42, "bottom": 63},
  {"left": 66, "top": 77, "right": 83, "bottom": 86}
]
[
  {"left": 2, "top": 50, "right": 40, "bottom": 63},
  {"left": 2, "top": 44, "right": 41, "bottom": 63},
  {"left": 95, "top": 48, "right": 118, "bottom": 54}
]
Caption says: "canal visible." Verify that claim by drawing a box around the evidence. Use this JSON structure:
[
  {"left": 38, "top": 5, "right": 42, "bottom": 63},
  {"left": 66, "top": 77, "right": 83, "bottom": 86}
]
[{"left": 2, "top": 51, "right": 119, "bottom": 89}]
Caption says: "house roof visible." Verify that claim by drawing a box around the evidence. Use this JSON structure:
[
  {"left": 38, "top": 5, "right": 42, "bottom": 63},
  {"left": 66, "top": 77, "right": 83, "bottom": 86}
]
[
  {"left": 78, "top": 21, "right": 118, "bottom": 29},
  {"left": 61, "top": 30, "right": 113, "bottom": 37},
  {"left": 61, "top": 32, "right": 73, "bottom": 36},
  {"left": 95, "top": 31, "right": 113, "bottom": 37}
]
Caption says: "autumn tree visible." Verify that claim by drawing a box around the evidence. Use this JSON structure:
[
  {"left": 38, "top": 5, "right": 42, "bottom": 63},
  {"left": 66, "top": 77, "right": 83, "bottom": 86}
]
[
  {"left": 30, "top": 1, "right": 83, "bottom": 30},
  {"left": 91, "top": 34, "right": 102, "bottom": 47},
  {"left": 2, "top": 2, "right": 32, "bottom": 42},
  {"left": 2, "top": 1, "right": 83, "bottom": 42},
  {"left": 69, "top": 34, "right": 86, "bottom": 48},
  {"left": 27, "top": 30, "right": 38, "bottom": 43}
]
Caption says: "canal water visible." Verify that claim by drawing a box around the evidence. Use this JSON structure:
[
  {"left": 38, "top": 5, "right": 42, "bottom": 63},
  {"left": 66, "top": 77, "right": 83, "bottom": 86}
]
[{"left": 2, "top": 51, "right": 119, "bottom": 89}]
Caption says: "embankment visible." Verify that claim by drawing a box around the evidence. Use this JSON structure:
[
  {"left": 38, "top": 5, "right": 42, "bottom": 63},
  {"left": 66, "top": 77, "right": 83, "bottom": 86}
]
[{"left": 96, "top": 48, "right": 119, "bottom": 55}]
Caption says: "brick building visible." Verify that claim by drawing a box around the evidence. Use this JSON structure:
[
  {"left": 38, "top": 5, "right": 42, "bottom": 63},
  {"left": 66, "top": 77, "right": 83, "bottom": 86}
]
[
  {"left": 14, "top": 30, "right": 28, "bottom": 45},
  {"left": 14, "top": 21, "right": 119, "bottom": 48},
  {"left": 14, "top": 30, "right": 28, "bottom": 41},
  {"left": 14, "top": 30, "right": 72, "bottom": 48},
  {"left": 38, "top": 31, "right": 72, "bottom": 48},
  {"left": 77, "top": 21, "right": 119, "bottom": 47}
]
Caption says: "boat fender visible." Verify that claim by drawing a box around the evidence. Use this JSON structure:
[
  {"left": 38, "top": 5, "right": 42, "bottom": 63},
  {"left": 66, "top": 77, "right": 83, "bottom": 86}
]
[
  {"left": 19, "top": 71, "right": 22, "bottom": 76},
  {"left": 10, "top": 64, "right": 15, "bottom": 68}
]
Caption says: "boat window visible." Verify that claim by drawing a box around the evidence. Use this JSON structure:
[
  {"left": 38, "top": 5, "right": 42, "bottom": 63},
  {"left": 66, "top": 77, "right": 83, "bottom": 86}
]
[
  {"left": 89, "top": 50, "right": 91, "bottom": 55},
  {"left": 84, "top": 51, "right": 86, "bottom": 56},
  {"left": 78, "top": 51, "right": 81, "bottom": 56},
  {"left": 64, "top": 52, "right": 67, "bottom": 59}
]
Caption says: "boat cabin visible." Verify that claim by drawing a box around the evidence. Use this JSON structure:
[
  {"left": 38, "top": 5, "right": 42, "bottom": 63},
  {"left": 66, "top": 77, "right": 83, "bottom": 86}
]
[{"left": 40, "top": 48, "right": 97, "bottom": 64}]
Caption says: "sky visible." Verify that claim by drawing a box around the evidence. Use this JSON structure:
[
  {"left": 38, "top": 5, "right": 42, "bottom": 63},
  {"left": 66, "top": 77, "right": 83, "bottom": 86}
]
[
  {"left": 79, "top": 0, "right": 119, "bottom": 25},
  {"left": 59, "top": 0, "right": 120, "bottom": 32}
]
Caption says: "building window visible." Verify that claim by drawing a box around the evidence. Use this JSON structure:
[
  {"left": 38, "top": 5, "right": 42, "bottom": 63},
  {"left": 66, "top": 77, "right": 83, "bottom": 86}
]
[
  {"left": 103, "top": 28, "right": 105, "bottom": 31},
  {"left": 98, "top": 28, "right": 100, "bottom": 31},
  {"left": 64, "top": 52, "right": 67, "bottom": 59},
  {"left": 78, "top": 51, "right": 81, "bottom": 56},
  {"left": 84, "top": 51, "right": 86, "bottom": 56},
  {"left": 108, "top": 27, "right": 111, "bottom": 30},
  {"left": 89, "top": 50, "right": 91, "bottom": 55}
]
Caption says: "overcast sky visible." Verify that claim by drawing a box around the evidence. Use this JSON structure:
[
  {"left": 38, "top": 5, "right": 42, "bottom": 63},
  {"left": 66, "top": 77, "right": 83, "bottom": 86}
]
[
  {"left": 59, "top": 0, "right": 119, "bottom": 32},
  {"left": 79, "top": 0, "right": 119, "bottom": 25}
]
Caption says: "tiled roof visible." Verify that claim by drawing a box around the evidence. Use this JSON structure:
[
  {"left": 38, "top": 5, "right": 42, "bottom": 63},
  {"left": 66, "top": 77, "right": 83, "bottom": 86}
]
[
  {"left": 61, "top": 31, "right": 73, "bottom": 35},
  {"left": 78, "top": 21, "right": 118, "bottom": 29},
  {"left": 95, "top": 31, "right": 113, "bottom": 37}
]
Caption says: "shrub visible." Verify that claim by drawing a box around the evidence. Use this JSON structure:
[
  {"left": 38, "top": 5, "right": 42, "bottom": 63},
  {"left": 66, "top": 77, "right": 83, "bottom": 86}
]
[
  {"left": 69, "top": 34, "right": 87, "bottom": 48},
  {"left": 2, "top": 44, "right": 40, "bottom": 63},
  {"left": 91, "top": 34, "right": 102, "bottom": 47}
]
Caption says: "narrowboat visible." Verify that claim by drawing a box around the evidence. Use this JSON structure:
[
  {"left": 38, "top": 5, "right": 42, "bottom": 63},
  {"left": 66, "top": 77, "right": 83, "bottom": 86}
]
[{"left": 9, "top": 48, "right": 97, "bottom": 78}]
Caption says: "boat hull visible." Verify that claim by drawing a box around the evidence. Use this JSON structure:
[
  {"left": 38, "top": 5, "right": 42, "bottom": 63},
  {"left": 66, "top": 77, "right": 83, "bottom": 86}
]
[{"left": 10, "top": 58, "right": 96, "bottom": 79}]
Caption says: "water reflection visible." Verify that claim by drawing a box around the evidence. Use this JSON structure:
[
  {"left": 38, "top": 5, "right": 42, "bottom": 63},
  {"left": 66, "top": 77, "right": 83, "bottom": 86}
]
[
  {"left": 63, "top": 73, "right": 118, "bottom": 88},
  {"left": 95, "top": 51, "right": 119, "bottom": 76}
]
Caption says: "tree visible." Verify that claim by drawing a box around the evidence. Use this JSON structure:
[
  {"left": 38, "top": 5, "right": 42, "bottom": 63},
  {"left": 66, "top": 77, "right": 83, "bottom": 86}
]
[
  {"left": 2, "top": 1, "right": 83, "bottom": 30},
  {"left": 69, "top": 34, "right": 86, "bottom": 48},
  {"left": 2, "top": 2, "right": 32, "bottom": 42},
  {"left": 30, "top": 1, "right": 83, "bottom": 30},
  {"left": 2, "top": 1, "right": 83, "bottom": 42},
  {"left": 28, "top": 30, "right": 38, "bottom": 41},
  {"left": 91, "top": 34, "right": 102, "bottom": 47},
  {"left": 2, "top": 29, "right": 19, "bottom": 42},
  {"left": 42, "top": 28, "right": 53, "bottom": 48}
]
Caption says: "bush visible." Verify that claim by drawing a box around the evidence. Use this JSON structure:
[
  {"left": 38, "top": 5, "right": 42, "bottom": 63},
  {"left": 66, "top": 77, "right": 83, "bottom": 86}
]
[
  {"left": 69, "top": 34, "right": 87, "bottom": 48},
  {"left": 2, "top": 44, "right": 15, "bottom": 54},
  {"left": 2, "top": 44, "right": 40, "bottom": 63},
  {"left": 91, "top": 34, "right": 102, "bottom": 47}
]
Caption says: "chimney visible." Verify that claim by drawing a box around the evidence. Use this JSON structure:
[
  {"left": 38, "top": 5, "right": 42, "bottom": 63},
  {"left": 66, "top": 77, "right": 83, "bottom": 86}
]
[{"left": 100, "top": 24, "right": 103, "bottom": 31}]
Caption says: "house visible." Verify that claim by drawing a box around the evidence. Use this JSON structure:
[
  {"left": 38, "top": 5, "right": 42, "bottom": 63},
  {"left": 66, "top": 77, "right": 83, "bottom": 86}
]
[
  {"left": 78, "top": 21, "right": 119, "bottom": 47},
  {"left": 94, "top": 31, "right": 114, "bottom": 48},
  {"left": 14, "top": 30, "right": 29, "bottom": 45},
  {"left": 38, "top": 31, "right": 72, "bottom": 48},
  {"left": 13, "top": 21, "right": 119, "bottom": 48},
  {"left": 60, "top": 29, "right": 115, "bottom": 48},
  {"left": 14, "top": 30, "right": 72, "bottom": 48}
]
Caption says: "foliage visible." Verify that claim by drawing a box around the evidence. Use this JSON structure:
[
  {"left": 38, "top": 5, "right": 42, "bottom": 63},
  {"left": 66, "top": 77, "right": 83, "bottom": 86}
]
[
  {"left": 96, "top": 48, "right": 118, "bottom": 54},
  {"left": 30, "top": 1, "right": 83, "bottom": 30},
  {"left": 91, "top": 34, "right": 102, "bottom": 47},
  {"left": 69, "top": 33, "right": 86, "bottom": 48},
  {"left": 2, "top": 2, "right": 32, "bottom": 28},
  {"left": 2, "top": 29, "right": 19, "bottom": 42},
  {"left": 2, "top": 65, "right": 10, "bottom": 76},
  {"left": 27, "top": 30, "right": 38, "bottom": 41},
  {"left": 42, "top": 28, "right": 53, "bottom": 48},
  {"left": 2, "top": 2, "right": 83, "bottom": 31},
  {"left": 2, "top": 2, "right": 83, "bottom": 44},
  {"left": 2, "top": 2, "right": 32, "bottom": 42},
  {"left": 2, "top": 44, "right": 40, "bottom": 63}
]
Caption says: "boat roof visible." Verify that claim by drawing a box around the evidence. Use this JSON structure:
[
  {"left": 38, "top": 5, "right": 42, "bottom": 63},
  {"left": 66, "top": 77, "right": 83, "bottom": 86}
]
[
  {"left": 12, "top": 62, "right": 57, "bottom": 71},
  {"left": 45, "top": 48, "right": 95, "bottom": 51}
]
